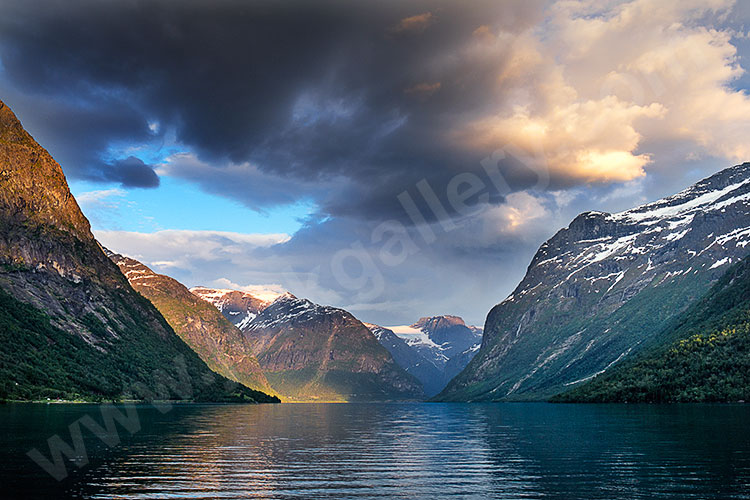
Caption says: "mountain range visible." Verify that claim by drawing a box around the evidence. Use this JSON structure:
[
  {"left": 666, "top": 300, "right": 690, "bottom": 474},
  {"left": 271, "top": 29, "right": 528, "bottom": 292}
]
[
  {"left": 439, "top": 163, "right": 750, "bottom": 401},
  {"left": 193, "top": 288, "right": 424, "bottom": 401},
  {"left": 4, "top": 93, "right": 750, "bottom": 405}
]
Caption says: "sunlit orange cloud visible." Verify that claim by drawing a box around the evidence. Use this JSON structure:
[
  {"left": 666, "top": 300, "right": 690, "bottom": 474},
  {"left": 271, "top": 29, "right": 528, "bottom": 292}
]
[
  {"left": 472, "top": 25, "right": 494, "bottom": 43},
  {"left": 391, "top": 12, "right": 433, "bottom": 34},
  {"left": 452, "top": 0, "right": 750, "bottom": 185},
  {"left": 457, "top": 97, "right": 664, "bottom": 183}
]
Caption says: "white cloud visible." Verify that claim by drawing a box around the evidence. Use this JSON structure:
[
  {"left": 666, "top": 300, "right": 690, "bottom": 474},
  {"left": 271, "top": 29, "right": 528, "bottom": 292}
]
[
  {"left": 208, "top": 278, "right": 287, "bottom": 300},
  {"left": 96, "top": 229, "right": 289, "bottom": 269},
  {"left": 75, "top": 188, "right": 129, "bottom": 228},
  {"left": 482, "top": 191, "right": 551, "bottom": 234},
  {"left": 76, "top": 188, "right": 126, "bottom": 204}
]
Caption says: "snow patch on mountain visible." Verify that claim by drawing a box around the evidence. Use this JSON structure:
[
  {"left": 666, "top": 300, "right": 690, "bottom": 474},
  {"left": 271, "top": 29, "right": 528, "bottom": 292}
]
[
  {"left": 612, "top": 177, "right": 750, "bottom": 224},
  {"left": 245, "top": 294, "right": 341, "bottom": 331},
  {"left": 191, "top": 286, "right": 282, "bottom": 306},
  {"left": 387, "top": 324, "right": 445, "bottom": 351},
  {"left": 366, "top": 317, "right": 483, "bottom": 397}
]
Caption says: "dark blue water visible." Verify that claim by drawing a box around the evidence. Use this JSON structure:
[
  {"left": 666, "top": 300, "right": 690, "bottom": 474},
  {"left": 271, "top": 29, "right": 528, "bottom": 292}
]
[{"left": 2, "top": 402, "right": 750, "bottom": 499}]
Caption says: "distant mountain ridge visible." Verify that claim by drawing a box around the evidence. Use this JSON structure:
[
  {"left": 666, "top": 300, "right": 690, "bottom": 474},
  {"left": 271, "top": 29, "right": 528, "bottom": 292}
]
[
  {"left": 193, "top": 288, "right": 424, "bottom": 401},
  {"left": 0, "top": 98, "right": 275, "bottom": 402},
  {"left": 438, "top": 163, "right": 750, "bottom": 401},
  {"left": 366, "top": 316, "right": 482, "bottom": 396},
  {"left": 408, "top": 316, "right": 482, "bottom": 364},
  {"left": 364, "top": 323, "right": 445, "bottom": 396}
]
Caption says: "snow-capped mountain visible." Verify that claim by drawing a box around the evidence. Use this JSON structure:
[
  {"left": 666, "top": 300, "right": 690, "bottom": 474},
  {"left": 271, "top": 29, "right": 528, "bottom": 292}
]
[
  {"left": 193, "top": 289, "right": 423, "bottom": 401},
  {"left": 190, "top": 287, "right": 281, "bottom": 330},
  {"left": 387, "top": 316, "right": 483, "bottom": 369},
  {"left": 364, "top": 323, "right": 445, "bottom": 396},
  {"left": 439, "top": 162, "right": 750, "bottom": 402},
  {"left": 366, "top": 316, "right": 483, "bottom": 396}
]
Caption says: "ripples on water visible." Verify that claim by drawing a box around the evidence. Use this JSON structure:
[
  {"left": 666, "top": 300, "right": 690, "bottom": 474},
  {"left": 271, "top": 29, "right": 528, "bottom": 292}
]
[{"left": 2, "top": 402, "right": 750, "bottom": 499}]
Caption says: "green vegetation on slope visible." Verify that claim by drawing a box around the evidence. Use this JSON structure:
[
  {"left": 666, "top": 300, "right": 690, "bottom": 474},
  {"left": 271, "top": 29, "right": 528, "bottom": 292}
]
[
  {"left": 555, "top": 256, "right": 750, "bottom": 403},
  {"left": 437, "top": 270, "right": 712, "bottom": 402},
  {"left": 151, "top": 290, "right": 272, "bottom": 392},
  {"left": 0, "top": 282, "right": 279, "bottom": 403},
  {"left": 110, "top": 254, "right": 272, "bottom": 394}
]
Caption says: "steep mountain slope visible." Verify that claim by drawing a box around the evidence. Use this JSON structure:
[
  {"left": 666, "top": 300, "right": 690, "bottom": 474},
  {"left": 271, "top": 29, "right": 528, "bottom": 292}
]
[
  {"left": 443, "top": 343, "right": 482, "bottom": 386},
  {"left": 364, "top": 323, "right": 445, "bottom": 396},
  {"left": 194, "top": 289, "right": 424, "bottom": 401},
  {"left": 555, "top": 256, "right": 750, "bottom": 403},
  {"left": 438, "top": 163, "right": 750, "bottom": 401},
  {"left": 367, "top": 316, "right": 482, "bottom": 396},
  {"left": 0, "top": 98, "right": 276, "bottom": 403},
  {"left": 109, "top": 253, "right": 272, "bottom": 394}
]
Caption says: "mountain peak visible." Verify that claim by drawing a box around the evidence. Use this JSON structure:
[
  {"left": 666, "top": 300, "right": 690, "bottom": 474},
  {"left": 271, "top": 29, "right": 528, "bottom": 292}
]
[
  {"left": 413, "top": 315, "right": 467, "bottom": 330},
  {"left": 0, "top": 99, "right": 24, "bottom": 139},
  {"left": 271, "top": 291, "right": 299, "bottom": 304},
  {"left": 0, "top": 99, "right": 93, "bottom": 252},
  {"left": 370, "top": 315, "right": 483, "bottom": 397},
  {"left": 191, "top": 286, "right": 286, "bottom": 305}
]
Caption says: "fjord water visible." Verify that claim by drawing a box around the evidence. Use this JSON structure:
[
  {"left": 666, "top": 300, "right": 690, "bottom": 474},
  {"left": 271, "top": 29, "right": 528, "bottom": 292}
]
[{"left": 3, "top": 403, "right": 750, "bottom": 499}]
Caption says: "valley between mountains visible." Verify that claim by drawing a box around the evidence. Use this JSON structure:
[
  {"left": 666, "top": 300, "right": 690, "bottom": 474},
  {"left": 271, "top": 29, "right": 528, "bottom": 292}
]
[{"left": 2, "top": 96, "right": 750, "bottom": 404}]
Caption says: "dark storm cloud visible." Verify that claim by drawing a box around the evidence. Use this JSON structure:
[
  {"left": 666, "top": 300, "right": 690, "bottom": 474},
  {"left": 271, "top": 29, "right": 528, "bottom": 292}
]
[
  {"left": 0, "top": 0, "right": 544, "bottom": 219},
  {"left": 102, "top": 156, "right": 160, "bottom": 188}
]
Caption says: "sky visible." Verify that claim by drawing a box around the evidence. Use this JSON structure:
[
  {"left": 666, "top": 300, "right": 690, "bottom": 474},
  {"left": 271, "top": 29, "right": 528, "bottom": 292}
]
[{"left": 2, "top": 0, "right": 750, "bottom": 325}]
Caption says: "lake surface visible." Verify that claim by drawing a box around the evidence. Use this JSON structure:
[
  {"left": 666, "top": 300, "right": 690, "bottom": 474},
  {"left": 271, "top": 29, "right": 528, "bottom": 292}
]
[{"left": 2, "top": 402, "right": 750, "bottom": 499}]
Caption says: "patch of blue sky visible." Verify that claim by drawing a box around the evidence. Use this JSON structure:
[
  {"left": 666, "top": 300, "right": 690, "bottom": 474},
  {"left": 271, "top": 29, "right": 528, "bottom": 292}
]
[{"left": 69, "top": 176, "right": 314, "bottom": 235}]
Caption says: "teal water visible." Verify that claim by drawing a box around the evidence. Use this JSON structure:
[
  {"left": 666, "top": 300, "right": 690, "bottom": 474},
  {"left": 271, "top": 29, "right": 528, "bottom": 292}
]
[{"left": 2, "top": 402, "right": 750, "bottom": 499}]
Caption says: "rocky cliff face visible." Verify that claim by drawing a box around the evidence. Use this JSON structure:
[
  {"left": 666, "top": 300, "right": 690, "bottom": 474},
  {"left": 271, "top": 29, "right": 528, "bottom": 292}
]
[
  {"left": 0, "top": 99, "right": 276, "bottom": 402},
  {"left": 109, "top": 253, "right": 272, "bottom": 394},
  {"left": 367, "top": 316, "right": 482, "bottom": 396},
  {"left": 438, "top": 163, "right": 750, "bottom": 401},
  {"left": 194, "top": 289, "right": 424, "bottom": 401}
]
